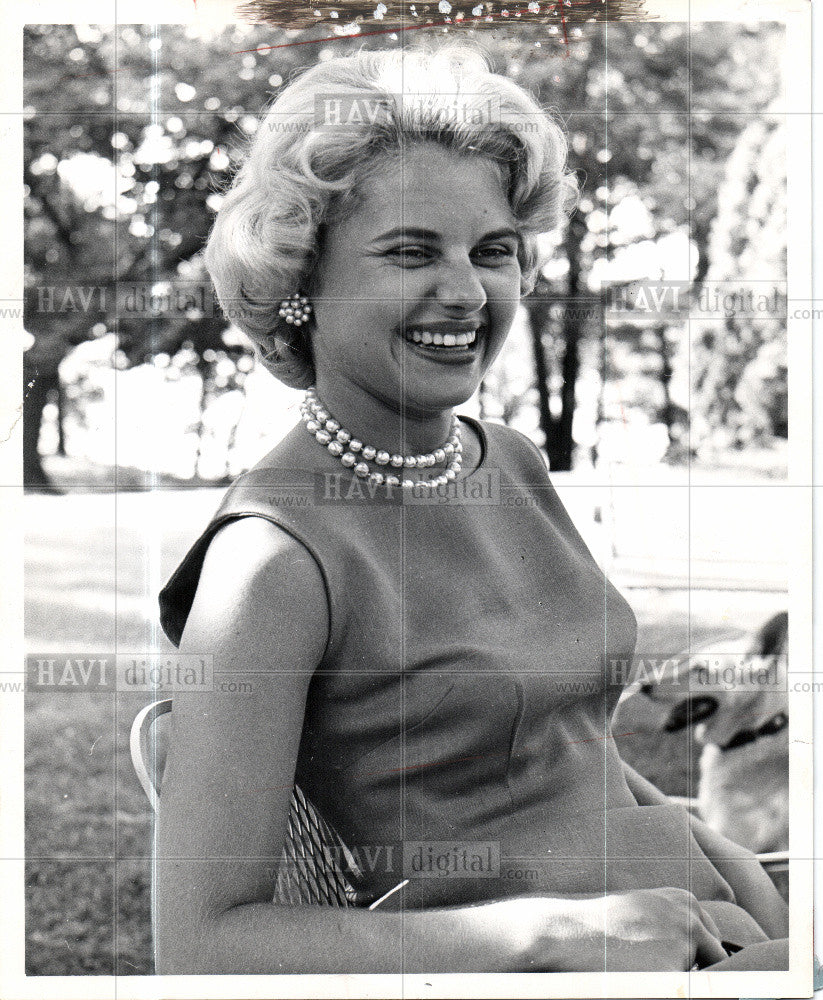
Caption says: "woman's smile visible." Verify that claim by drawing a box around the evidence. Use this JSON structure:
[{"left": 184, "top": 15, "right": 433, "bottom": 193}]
[
  {"left": 402, "top": 320, "right": 482, "bottom": 357},
  {"left": 400, "top": 323, "right": 484, "bottom": 368}
]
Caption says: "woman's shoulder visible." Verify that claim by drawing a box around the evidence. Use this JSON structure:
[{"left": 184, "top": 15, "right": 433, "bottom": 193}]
[
  {"left": 248, "top": 417, "right": 310, "bottom": 471},
  {"left": 204, "top": 512, "right": 309, "bottom": 567},
  {"left": 160, "top": 509, "right": 330, "bottom": 652},
  {"left": 201, "top": 420, "right": 329, "bottom": 524},
  {"left": 158, "top": 420, "right": 328, "bottom": 651},
  {"left": 471, "top": 418, "right": 551, "bottom": 479},
  {"left": 228, "top": 419, "right": 314, "bottom": 488},
  {"left": 188, "top": 514, "right": 328, "bottom": 647}
]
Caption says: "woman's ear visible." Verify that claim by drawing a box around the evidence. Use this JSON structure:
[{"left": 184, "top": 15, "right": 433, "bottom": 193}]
[{"left": 304, "top": 225, "right": 329, "bottom": 300}]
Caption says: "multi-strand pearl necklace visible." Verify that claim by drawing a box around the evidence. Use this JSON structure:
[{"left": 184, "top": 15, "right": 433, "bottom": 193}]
[{"left": 300, "top": 388, "right": 462, "bottom": 491}]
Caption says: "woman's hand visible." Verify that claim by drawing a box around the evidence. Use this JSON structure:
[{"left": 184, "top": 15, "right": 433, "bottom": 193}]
[
  {"left": 687, "top": 814, "right": 789, "bottom": 939},
  {"left": 483, "top": 888, "right": 730, "bottom": 971}
]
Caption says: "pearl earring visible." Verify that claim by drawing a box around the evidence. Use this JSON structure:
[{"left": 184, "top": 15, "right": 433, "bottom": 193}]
[{"left": 278, "top": 293, "right": 312, "bottom": 327}]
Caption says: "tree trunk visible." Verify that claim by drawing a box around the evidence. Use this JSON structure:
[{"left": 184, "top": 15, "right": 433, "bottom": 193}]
[
  {"left": 192, "top": 357, "right": 211, "bottom": 479},
  {"left": 656, "top": 323, "right": 675, "bottom": 443},
  {"left": 528, "top": 309, "right": 553, "bottom": 457},
  {"left": 548, "top": 210, "right": 586, "bottom": 472},
  {"left": 55, "top": 379, "right": 67, "bottom": 456},
  {"left": 224, "top": 383, "right": 247, "bottom": 480},
  {"left": 692, "top": 218, "right": 712, "bottom": 289},
  {"left": 23, "top": 355, "right": 61, "bottom": 492},
  {"left": 477, "top": 378, "right": 488, "bottom": 421},
  {"left": 591, "top": 318, "right": 608, "bottom": 468}
]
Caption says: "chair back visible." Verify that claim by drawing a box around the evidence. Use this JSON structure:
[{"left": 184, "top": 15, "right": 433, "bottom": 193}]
[{"left": 130, "top": 698, "right": 362, "bottom": 907}]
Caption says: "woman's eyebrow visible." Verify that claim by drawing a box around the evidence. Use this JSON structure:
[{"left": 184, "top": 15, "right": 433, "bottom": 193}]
[
  {"left": 370, "top": 226, "right": 440, "bottom": 244},
  {"left": 370, "top": 226, "right": 520, "bottom": 244},
  {"left": 479, "top": 227, "right": 520, "bottom": 243}
]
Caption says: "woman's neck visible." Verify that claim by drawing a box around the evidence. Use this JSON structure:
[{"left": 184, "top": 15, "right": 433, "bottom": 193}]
[{"left": 311, "top": 378, "right": 456, "bottom": 456}]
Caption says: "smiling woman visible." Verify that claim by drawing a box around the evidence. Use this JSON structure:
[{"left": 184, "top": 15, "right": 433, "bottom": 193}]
[{"left": 153, "top": 43, "right": 788, "bottom": 976}]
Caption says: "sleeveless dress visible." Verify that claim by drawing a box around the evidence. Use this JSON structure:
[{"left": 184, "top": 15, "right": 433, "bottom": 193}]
[{"left": 159, "top": 415, "right": 773, "bottom": 952}]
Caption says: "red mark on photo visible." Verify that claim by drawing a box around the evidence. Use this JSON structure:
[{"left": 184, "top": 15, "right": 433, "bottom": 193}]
[{"left": 234, "top": 2, "right": 577, "bottom": 56}]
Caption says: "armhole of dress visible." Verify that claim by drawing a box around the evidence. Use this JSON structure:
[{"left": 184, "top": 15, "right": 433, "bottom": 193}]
[
  {"left": 159, "top": 511, "right": 336, "bottom": 665},
  {"left": 456, "top": 413, "right": 488, "bottom": 469}
]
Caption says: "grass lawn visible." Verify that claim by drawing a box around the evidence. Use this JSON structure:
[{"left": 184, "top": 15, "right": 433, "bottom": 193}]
[{"left": 24, "top": 486, "right": 789, "bottom": 975}]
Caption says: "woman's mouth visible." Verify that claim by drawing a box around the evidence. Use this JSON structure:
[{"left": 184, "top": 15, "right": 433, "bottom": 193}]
[{"left": 403, "top": 328, "right": 479, "bottom": 350}]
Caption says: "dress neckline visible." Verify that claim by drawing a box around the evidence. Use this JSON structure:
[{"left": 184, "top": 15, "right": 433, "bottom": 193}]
[
  {"left": 454, "top": 414, "right": 488, "bottom": 478},
  {"left": 246, "top": 413, "right": 489, "bottom": 488}
]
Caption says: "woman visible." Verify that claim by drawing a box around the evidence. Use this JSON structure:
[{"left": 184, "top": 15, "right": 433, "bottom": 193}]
[{"left": 155, "top": 43, "right": 788, "bottom": 974}]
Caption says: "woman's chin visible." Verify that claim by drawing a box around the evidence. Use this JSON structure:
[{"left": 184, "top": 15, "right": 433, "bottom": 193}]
[
  {"left": 388, "top": 339, "right": 486, "bottom": 410},
  {"left": 393, "top": 381, "right": 480, "bottom": 416}
]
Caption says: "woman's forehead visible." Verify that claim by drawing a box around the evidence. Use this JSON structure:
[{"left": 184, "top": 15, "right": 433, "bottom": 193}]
[{"left": 350, "top": 145, "right": 515, "bottom": 234}]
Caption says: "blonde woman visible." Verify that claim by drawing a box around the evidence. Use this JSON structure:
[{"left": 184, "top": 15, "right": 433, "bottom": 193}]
[{"left": 155, "top": 44, "right": 788, "bottom": 973}]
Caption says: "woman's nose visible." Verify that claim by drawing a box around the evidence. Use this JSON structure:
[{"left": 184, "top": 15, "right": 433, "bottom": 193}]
[{"left": 434, "top": 258, "right": 487, "bottom": 313}]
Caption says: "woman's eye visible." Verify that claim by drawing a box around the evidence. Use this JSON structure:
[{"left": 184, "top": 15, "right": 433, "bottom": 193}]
[
  {"left": 476, "top": 244, "right": 517, "bottom": 262},
  {"left": 386, "top": 244, "right": 516, "bottom": 266},
  {"left": 388, "top": 246, "right": 431, "bottom": 264}
]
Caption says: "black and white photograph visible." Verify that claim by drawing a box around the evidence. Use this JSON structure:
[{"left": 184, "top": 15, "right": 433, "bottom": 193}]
[{"left": 2, "top": 0, "right": 816, "bottom": 996}]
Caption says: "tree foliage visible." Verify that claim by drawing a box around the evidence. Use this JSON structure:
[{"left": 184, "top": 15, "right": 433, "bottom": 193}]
[
  {"left": 685, "top": 116, "right": 787, "bottom": 450},
  {"left": 23, "top": 21, "right": 785, "bottom": 484}
]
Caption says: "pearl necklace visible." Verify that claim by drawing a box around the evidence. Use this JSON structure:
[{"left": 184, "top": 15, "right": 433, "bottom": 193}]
[{"left": 300, "top": 388, "right": 463, "bottom": 491}]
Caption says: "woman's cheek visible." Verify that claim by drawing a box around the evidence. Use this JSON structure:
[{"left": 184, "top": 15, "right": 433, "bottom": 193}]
[
  {"left": 489, "top": 275, "right": 521, "bottom": 329},
  {"left": 394, "top": 271, "right": 429, "bottom": 310}
]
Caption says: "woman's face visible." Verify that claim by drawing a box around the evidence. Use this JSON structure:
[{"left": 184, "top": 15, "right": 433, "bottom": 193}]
[{"left": 309, "top": 142, "right": 522, "bottom": 419}]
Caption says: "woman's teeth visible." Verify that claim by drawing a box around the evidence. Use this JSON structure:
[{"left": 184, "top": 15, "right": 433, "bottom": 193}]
[{"left": 405, "top": 329, "right": 478, "bottom": 348}]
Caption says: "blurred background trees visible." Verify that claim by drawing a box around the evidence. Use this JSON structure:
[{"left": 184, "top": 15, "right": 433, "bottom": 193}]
[
  {"left": 687, "top": 116, "right": 787, "bottom": 450},
  {"left": 23, "top": 21, "right": 787, "bottom": 489}
]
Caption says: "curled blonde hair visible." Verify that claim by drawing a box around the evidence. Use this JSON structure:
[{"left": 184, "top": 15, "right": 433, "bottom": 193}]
[{"left": 205, "top": 43, "right": 577, "bottom": 388}]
